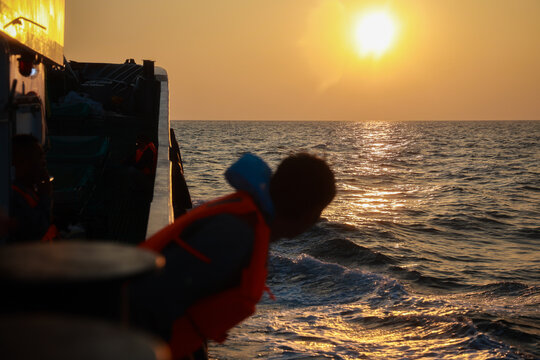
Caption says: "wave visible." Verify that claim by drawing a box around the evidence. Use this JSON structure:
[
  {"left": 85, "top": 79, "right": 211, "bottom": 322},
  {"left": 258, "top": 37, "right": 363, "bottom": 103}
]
[
  {"left": 470, "top": 316, "right": 540, "bottom": 359},
  {"left": 315, "top": 221, "right": 364, "bottom": 235},
  {"left": 521, "top": 185, "right": 540, "bottom": 192},
  {"left": 266, "top": 254, "right": 407, "bottom": 307},
  {"left": 387, "top": 265, "right": 467, "bottom": 290},
  {"left": 468, "top": 282, "right": 540, "bottom": 299},
  {"left": 345, "top": 311, "right": 477, "bottom": 338},
  {"left": 430, "top": 215, "right": 495, "bottom": 232},
  {"left": 295, "top": 223, "right": 472, "bottom": 291},
  {"left": 305, "top": 237, "right": 396, "bottom": 267},
  {"left": 515, "top": 226, "right": 540, "bottom": 240},
  {"left": 472, "top": 316, "right": 540, "bottom": 344},
  {"left": 454, "top": 334, "right": 533, "bottom": 359},
  {"left": 485, "top": 210, "right": 514, "bottom": 219}
]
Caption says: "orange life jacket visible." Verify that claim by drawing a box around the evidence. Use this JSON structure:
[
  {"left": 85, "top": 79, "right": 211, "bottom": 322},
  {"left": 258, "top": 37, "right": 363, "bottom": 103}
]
[
  {"left": 40, "top": 224, "right": 58, "bottom": 243},
  {"left": 140, "top": 191, "right": 271, "bottom": 358},
  {"left": 135, "top": 142, "right": 157, "bottom": 175},
  {"left": 11, "top": 184, "right": 57, "bottom": 242}
]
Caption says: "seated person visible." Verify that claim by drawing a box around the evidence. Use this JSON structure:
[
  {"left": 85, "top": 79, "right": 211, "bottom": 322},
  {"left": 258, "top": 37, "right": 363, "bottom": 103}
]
[
  {"left": 129, "top": 152, "right": 336, "bottom": 359},
  {"left": 125, "top": 134, "right": 157, "bottom": 198},
  {"left": 133, "top": 134, "right": 157, "bottom": 177},
  {"left": 9, "top": 134, "right": 54, "bottom": 243}
]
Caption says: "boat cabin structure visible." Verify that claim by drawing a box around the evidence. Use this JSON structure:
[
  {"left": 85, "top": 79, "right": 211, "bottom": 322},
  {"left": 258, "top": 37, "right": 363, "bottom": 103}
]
[{"left": 1, "top": 0, "right": 191, "bottom": 244}]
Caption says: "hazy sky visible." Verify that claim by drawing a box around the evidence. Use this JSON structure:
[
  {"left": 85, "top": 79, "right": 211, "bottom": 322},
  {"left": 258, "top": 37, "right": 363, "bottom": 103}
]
[{"left": 64, "top": 0, "right": 540, "bottom": 121}]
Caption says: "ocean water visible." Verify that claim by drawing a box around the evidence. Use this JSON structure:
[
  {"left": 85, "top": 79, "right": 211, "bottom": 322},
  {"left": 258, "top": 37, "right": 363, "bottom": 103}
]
[{"left": 171, "top": 121, "right": 540, "bottom": 360}]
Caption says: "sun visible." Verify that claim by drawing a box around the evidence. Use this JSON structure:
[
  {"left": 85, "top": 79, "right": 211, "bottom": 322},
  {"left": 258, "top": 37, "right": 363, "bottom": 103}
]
[{"left": 354, "top": 10, "right": 397, "bottom": 58}]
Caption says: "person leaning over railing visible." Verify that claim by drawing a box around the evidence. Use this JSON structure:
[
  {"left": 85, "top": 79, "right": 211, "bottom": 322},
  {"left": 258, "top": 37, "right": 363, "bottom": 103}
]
[{"left": 129, "top": 152, "right": 336, "bottom": 360}]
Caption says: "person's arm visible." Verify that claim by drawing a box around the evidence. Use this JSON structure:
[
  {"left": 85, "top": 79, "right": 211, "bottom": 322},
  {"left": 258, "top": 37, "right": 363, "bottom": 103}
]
[
  {"left": 135, "top": 148, "right": 155, "bottom": 173},
  {"left": 9, "top": 190, "right": 51, "bottom": 242},
  {"left": 128, "top": 213, "right": 254, "bottom": 340}
]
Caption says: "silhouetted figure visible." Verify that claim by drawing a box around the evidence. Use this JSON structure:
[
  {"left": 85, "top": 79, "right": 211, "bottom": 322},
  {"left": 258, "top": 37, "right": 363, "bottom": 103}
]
[
  {"left": 125, "top": 134, "right": 157, "bottom": 199},
  {"left": 9, "top": 134, "right": 54, "bottom": 242},
  {"left": 130, "top": 153, "right": 336, "bottom": 360},
  {"left": 134, "top": 134, "right": 157, "bottom": 177}
]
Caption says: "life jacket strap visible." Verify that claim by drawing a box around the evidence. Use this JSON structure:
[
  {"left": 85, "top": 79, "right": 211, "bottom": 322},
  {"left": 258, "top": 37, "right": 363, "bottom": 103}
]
[
  {"left": 176, "top": 237, "right": 212, "bottom": 264},
  {"left": 11, "top": 185, "right": 39, "bottom": 208},
  {"left": 135, "top": 144, "right": 149, "bottom": 163},
  {"left": 135, "top": 143, "right": 157, "bottom": 175},
  {"left": 264, "top": 285, "right": 276, "bottom": 301}
]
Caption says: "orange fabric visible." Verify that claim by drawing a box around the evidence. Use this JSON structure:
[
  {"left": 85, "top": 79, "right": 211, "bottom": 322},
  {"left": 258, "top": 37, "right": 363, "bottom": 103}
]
[
  {"left": 135, "top": 144, "right": 147, "bottom": 163},
  {"left": 148, "top": 142, "right": 157, "bottom": 167},
  {"left": 135, "top": 142, "right": 157, "bottom": 175},
  {"left": 41, "top": 224, "right": 58, "bottom": 242},
  {"left": 140, "top": 191, "right": 271, "bottom": 359},
  {"left": 11, "top": 185, "right": 38, "bottom": 208},
  {"left": 175, "top": 237, "right": 212, "bottom": 264},
  {"left": 12, "top": 185, "right": 57, "bottom": 242}
]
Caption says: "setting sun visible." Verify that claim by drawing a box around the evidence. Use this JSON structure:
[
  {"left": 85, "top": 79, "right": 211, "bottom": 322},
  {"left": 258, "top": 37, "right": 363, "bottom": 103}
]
[{"left": 354, "top": 10, "right": 397, "bottom": 58}]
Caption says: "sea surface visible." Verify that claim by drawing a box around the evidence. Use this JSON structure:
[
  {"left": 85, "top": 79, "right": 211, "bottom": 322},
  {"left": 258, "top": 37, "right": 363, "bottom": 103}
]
[{"left": 171, "top": 121, "right": 540, "bottom": 360}]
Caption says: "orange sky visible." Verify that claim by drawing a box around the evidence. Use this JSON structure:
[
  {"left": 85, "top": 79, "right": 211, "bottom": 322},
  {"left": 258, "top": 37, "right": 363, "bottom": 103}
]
[{"left": 64, "top": 0, "right": 540, "bottom": 121}]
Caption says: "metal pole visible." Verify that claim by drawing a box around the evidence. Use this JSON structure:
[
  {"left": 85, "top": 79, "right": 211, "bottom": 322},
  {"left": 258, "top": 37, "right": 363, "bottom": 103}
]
[{"left": 0, "top": 45, "right": 11, "bottom": 244}]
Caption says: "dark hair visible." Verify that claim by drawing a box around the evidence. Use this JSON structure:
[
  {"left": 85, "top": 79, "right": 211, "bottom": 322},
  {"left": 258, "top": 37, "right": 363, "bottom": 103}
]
[
  {"left": 270, "top": 153, "right": 335, "bottom": 218},
  {"left": 12, "top": 134, "right": 40, "bottom": 164}
]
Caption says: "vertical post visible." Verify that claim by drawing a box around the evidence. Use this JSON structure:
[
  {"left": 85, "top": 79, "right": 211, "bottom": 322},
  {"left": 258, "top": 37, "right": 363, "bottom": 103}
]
[
  {"left": 143, "top": 60, "right": 155, "bottom": 80},
  {"left": 141, "top": 60, "right": 159, "bottom": 145},
  {"left": 0, "top": 47, "right": 11, "bottom": 243}
]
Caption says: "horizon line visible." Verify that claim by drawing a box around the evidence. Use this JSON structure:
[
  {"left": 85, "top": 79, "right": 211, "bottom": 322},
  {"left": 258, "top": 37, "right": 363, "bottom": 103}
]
[{"left": 171, "top": 119, "right": 540, "bottom": 122}]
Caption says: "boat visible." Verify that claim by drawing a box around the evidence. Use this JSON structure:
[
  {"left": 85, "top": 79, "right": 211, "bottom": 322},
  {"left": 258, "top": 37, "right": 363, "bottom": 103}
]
[
  {"left": 0, "top": 0, "right": 192, "bottom": 244},
  {"left": 1, "top": 2, "right": 191, "bottom": 357}
]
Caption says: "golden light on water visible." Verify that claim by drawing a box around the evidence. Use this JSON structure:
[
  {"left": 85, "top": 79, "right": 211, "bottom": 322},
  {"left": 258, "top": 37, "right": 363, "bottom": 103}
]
[
  {"left": 322, "top": 122, "right": 415, "bottom": 227},
  {"left": 353, "top": 10, "right": 398, "bottom": 58},
  {"left": 220, "top": 303, "right": 480, "bottom": 359}
]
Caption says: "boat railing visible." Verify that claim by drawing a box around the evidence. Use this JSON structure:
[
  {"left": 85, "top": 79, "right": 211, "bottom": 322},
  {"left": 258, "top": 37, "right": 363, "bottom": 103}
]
[{"left": 145, "top": 67, "right": 174, "bottom": 238}]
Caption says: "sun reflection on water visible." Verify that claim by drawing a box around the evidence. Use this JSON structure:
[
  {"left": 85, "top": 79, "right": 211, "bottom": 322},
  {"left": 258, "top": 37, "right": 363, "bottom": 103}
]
[
  {"left": 214, "top": 299, "right": 511, "bottom": 359},
  {"left": 178, "top": 121, "right": 540, "bottom": 359},
  {"left": 323, "top": 122, "right": 426, "bottom": 229}
]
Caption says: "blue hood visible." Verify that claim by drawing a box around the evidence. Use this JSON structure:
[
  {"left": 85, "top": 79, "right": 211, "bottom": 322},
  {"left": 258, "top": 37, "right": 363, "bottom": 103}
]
[{"left": 225, "top": 153, "right": 274, "bottom": 220}]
